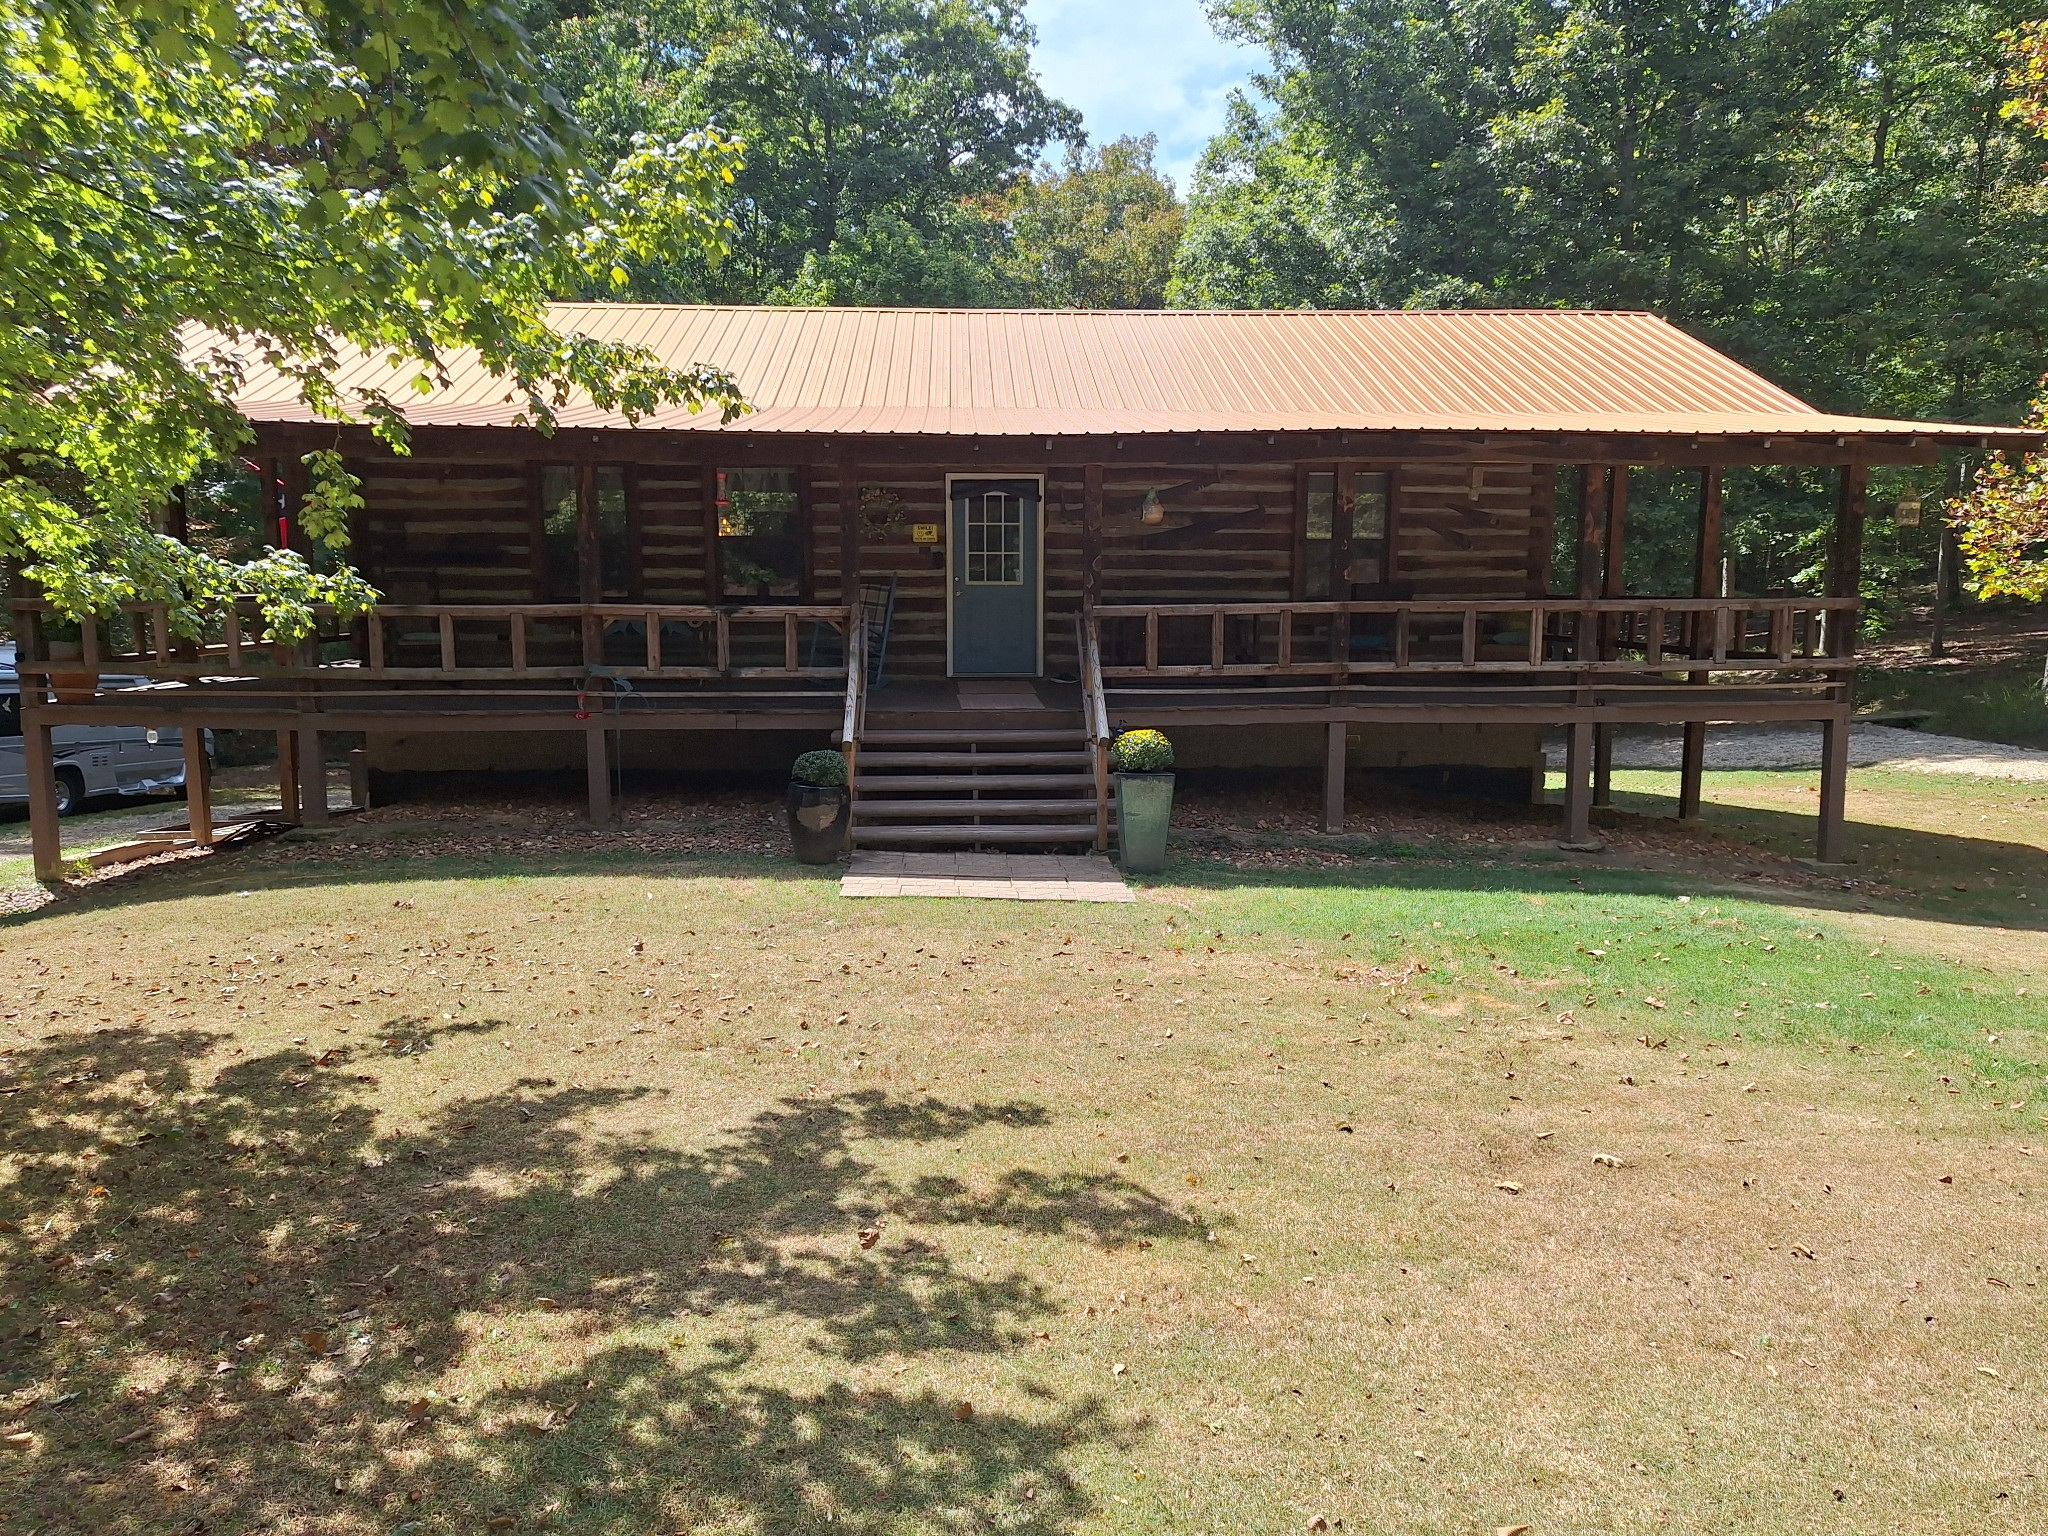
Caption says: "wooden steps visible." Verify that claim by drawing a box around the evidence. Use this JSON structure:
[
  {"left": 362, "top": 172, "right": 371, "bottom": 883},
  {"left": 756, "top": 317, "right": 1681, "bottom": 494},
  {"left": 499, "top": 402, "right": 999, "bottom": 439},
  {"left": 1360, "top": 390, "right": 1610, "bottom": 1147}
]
[{"left": 850, "top": 707, "right": 1102, "bottom": 851}]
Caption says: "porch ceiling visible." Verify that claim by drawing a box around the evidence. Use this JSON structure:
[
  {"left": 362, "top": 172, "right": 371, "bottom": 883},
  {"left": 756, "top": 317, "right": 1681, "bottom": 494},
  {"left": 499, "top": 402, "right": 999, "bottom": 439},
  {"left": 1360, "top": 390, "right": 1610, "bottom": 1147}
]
[{"left": 191, "top": 306, "right": 2036, "bottom": 448}]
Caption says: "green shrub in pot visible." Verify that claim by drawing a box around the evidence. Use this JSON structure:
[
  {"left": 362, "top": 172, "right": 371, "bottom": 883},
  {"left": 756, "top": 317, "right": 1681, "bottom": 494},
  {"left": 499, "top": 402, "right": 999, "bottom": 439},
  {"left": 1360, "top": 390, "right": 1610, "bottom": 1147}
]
[
  {"left": 1110, "top": 728, "right": 1174, "bottom": 873},
  {"left": 786, "top": 748, "right": 852, "bottom": 864}
]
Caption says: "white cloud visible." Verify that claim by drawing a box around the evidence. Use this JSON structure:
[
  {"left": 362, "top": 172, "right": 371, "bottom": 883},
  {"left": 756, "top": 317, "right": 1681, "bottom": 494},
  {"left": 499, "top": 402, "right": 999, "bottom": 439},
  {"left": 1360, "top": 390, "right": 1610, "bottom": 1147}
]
[{"left": 1022, "top": 0, "right": 1265, "bottom": 191}]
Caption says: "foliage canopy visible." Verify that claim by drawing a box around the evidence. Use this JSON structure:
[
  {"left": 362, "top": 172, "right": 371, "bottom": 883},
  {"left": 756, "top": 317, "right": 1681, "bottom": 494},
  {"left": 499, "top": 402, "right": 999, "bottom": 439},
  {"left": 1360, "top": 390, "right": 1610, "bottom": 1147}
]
[{"left": 1, "top": 0, "right": 746, "bottom": 637}]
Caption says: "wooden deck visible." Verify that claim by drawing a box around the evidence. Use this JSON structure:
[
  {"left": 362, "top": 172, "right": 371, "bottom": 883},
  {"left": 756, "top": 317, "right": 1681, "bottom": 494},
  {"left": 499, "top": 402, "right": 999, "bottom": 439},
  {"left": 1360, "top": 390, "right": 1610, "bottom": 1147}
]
[{"left": 7, "top": 595, "right": 1860, "bottom": 875}]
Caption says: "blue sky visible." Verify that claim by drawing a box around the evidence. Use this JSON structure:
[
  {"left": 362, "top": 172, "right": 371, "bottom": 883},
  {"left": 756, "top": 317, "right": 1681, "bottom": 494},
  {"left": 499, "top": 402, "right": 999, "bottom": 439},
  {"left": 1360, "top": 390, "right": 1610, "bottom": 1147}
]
[{"left": 1021, "top": 0, "right": 1266, "bottom": 191}]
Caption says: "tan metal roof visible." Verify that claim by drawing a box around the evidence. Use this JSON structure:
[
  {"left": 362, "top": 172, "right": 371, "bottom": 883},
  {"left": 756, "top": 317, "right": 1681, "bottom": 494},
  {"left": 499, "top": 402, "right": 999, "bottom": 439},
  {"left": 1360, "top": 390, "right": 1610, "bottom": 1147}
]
[{"left": 194, "top": 305, "right": 2027, "bottom": 441}]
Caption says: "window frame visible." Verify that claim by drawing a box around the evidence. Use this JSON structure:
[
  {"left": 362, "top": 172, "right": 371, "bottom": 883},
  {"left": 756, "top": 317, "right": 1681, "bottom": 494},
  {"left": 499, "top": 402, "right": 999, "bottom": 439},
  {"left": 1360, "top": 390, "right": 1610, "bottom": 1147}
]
[
  {"left": 712, "top": 466, "right": 813, "bottom": 603},
  {"left": 1295, "top": 462, "right": 1399, "bottom": 598},
  {"left": 528, "top": 462, "right": 641, "bottom": 604}
]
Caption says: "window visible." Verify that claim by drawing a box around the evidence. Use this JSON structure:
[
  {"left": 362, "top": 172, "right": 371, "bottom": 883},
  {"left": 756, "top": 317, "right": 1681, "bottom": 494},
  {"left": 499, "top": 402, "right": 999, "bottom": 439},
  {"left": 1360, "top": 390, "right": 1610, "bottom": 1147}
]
[
  {"left": 0, "top": 691, "right": 19, "bottom": 739},
  {"left": 964, "top": 489, "right": 1025, "bottom": 584},
  {"left": 1348, "top": 471, "right": 1391, "bottom": 586},
  {"left": 717, "top": 468, "right": 805, "bottom": 599},
  {"left": 1301, "top": 467, "right": 1393, "bottom": 596},
  {"left": 537, "top": 464, "right": 634, "bottom": 601},
  {"left": 1303, "top": 471, "right": 1336, "bottom": 599}
]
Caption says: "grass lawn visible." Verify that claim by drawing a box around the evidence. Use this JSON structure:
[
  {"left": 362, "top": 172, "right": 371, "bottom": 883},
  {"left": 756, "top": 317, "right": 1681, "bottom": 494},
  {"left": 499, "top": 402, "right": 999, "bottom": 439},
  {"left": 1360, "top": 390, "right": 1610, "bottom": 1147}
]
[{"left": 4, "top": 777, "right": 2046, "bottom": 1536}]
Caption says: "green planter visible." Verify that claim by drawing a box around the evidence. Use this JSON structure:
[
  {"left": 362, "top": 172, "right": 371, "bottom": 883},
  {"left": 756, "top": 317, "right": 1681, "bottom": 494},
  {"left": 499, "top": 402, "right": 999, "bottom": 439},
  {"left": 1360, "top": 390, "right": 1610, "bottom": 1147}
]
[{"left": 1115, "top": 772, "right": 1174, "bottom": 873}]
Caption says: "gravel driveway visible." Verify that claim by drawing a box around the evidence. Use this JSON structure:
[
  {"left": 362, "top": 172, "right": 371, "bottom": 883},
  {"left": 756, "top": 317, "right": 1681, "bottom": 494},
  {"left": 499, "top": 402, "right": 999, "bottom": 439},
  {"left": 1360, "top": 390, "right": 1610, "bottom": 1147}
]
[{"left": 1543, "top": 722, "right": 2048, "bottom": 781}]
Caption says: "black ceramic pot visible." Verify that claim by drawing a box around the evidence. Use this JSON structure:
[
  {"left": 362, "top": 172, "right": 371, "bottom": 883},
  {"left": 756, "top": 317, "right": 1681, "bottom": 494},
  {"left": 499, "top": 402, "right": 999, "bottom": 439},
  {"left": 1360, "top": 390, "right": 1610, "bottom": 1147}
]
[{"left": 786, "top": 781, "right": 851, "bottom": 864}]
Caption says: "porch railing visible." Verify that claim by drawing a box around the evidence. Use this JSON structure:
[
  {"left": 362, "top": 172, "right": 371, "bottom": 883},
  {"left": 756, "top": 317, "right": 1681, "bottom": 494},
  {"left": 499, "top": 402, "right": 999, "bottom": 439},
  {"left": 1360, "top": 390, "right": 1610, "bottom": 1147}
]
[
  {"left": 1089, "top": 597, "right": 1859, "bottom": 681},
  {"left": 1076, "top": 609, "right": 1113, "bottom": 850},
  {"left": 8, "top": 600, "right": 854, "bottom": 686}
]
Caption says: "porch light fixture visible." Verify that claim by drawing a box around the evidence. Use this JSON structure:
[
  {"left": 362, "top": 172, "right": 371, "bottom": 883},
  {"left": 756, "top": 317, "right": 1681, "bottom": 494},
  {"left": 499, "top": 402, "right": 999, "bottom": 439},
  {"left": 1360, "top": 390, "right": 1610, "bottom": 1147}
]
[{"left": 1139, "top": 489, "right": 1165, "bottom": 525}]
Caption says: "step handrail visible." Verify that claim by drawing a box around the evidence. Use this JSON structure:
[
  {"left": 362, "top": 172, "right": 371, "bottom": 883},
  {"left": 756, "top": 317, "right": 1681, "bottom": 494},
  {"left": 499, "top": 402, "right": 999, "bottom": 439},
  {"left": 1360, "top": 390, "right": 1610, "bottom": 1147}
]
[{"left": 1078, "top": 607, "right": 1113, "bottom": 852}]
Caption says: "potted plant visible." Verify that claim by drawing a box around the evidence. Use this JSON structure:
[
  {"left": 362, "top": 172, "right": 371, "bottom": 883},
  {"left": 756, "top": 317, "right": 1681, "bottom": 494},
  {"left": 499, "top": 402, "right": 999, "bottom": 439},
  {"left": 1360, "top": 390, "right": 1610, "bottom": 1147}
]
[
  {"left": 41, "top": 617, "right": 97, "bottom": 705},
  {"left": 1111, "top": 727, "right": 1175, "bottom": 873},
  {"left": 787, "top": 748, "right": 851, "bottom": 864}
]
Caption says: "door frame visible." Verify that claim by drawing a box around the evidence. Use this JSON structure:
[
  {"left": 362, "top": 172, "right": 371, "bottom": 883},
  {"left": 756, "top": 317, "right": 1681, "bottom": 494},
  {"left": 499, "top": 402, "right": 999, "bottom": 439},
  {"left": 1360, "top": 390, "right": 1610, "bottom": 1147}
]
[{"left": 943, "top": 472, "right": 1046, "bottom": 678}]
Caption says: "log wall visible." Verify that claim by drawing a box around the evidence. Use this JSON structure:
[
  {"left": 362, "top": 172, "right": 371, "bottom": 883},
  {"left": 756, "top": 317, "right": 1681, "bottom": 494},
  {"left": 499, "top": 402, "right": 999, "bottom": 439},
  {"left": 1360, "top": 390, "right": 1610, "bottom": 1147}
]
[{"left": 353, "top": 451, "right": 1545, "bottom": 675}]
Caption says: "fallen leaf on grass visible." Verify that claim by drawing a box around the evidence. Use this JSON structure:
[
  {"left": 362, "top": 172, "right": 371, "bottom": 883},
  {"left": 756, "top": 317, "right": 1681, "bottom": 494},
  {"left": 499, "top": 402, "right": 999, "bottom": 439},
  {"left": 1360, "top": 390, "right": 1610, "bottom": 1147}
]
[
  {"left": 1498, "top": 1527, "right": 1531, "bottom": 1536},
  {"left": 300, "top": 1330, "right": 331, "bottom": 1355},
  {"left": 1591, "top": 1154, "right": 1624, "bottom": 1168},
  {"left": 1495, "top": 1181, "right": 1522, "bottom": 1194},
  {"left": 857, "top": 1227, "right": 881, "bottom": 1250},
  {"left": 953, "top": 1400, "right": 974, "bottom": 1422}
]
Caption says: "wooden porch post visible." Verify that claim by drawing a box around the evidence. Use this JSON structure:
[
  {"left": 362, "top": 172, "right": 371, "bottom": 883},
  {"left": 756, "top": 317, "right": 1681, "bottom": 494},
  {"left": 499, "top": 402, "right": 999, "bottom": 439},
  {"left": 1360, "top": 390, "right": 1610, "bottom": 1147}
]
[
  {"left": 23, "top": 710, "right": 63, "bottom": 881},
  {"left": 275, "top": 729, "right": 302, "bottom": 823},
  {"left": 1593, "top": 466, "right": 1628, "bottom": 807},
  {"left": 839, "top": 450, "right": 861, "bottom": 603},
  {"left": 1560, "top": 720, "right": 1597, "bottom": 848},
  {"left": 1081, "top": 464, "right": 1104, "bottom": 610},
  {"left": 298, "top": 727, "right": 328, "bottom": 824},
  {"left": 585, "top": 724, "right": 612, "bottom": 824},
  {"left": 1817, "top": 709, "right": 1850, "bottom": 863},
  {"left": 1815, "top": 464, "right": 1867, "bottom": 863},
  {"left": 1678, "top": 467, "right": 1724, "bottom": 821},
  {"left": 700, "top": 465, "right": 722, "bottom": 603},
  {"left": 183, "top": 727, "right": 213, "bottom": 846},
  {"left": 1322, "top": 721, "right": 1346, "bottom": 834}
]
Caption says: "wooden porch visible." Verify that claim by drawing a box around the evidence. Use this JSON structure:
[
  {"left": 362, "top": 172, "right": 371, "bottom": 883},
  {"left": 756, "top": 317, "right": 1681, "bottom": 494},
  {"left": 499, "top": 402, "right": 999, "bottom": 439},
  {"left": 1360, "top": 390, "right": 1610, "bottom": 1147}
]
[{"left": 9, "top": 589, "right": 1860, "bottom": 876}]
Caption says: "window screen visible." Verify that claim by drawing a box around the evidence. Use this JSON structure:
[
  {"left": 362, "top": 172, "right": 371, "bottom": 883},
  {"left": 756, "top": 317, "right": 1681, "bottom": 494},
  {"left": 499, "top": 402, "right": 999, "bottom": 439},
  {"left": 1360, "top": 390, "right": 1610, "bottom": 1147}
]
[
  {"left": 539, "top": 464, "right": 579, "bottom": 601},
  {"left": 1303, "top": 471, "right": 1336, "bottom": 599},
  {"left": 964, "top": 489, "right": 1025, "bottom": 584},
  {"left": 718, "top": 468, "right": 804, "bottom": 599}
]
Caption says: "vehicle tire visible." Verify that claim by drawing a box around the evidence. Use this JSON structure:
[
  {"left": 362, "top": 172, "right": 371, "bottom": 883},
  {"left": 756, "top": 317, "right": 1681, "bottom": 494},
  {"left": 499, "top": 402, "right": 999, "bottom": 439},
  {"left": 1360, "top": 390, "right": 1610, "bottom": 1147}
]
[{"left": 52, "top": 769, "right": 83, "bottom": 818}]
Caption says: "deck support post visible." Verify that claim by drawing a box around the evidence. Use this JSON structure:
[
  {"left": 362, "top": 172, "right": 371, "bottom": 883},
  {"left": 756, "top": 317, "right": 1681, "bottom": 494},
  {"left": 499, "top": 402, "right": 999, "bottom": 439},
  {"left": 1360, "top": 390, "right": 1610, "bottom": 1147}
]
[
  {"left": 24, "top": 713, "right": 63, "bottom": 881},
  {"left": 275, "top": 729, "right": 301, "bottom": 824},
  {"left": 1591, "top": 465, "right": 1628, "bottom": 808},
  {"left": 1592, "top": 728, "right": 1614, "bottom": 807},
  {"left": 183, "top": 728, "right": 214, "bottom": 846},
  {"left": 348, "top": 747, "right": 370, "bottom": 810},
  {"left": 1817, "top": 711, "right": 1850, "bottom": 864},
  {"left": 585, "top": 724, "right": 612, "bottom": 824},
  {"left": 298, "top": 728, "right": 328, "bottom": 824},
  {"left": 1322, "top": 720, "right": 1346, "bottom": 834},
  {"left": 1560, "top": 720, "right": 1598, "bottom": 849},
  {"left": 1679, "top": 467, "right": 1725, "bottom": 822}
]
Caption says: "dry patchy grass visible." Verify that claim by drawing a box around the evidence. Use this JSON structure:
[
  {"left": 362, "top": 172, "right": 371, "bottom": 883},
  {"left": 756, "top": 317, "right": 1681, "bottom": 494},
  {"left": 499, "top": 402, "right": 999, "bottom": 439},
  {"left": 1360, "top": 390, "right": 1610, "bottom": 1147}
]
[{"left": 2, "top": 848, "right": 2045, "bottom": 1536}]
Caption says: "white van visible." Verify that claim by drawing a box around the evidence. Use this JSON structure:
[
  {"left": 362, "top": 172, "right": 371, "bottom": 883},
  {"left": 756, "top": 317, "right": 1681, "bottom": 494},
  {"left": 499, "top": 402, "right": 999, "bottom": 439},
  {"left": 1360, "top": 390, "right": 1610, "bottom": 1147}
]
[{"left": 0, "top": 643, "right": 206, "bottom": 816}]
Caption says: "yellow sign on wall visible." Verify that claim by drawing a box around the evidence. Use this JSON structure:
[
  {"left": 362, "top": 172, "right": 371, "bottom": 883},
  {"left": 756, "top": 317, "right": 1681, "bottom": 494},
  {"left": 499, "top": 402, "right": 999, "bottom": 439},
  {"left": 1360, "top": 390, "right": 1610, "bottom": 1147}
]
[{"left": 911, "top": 522, "right": 940, "bottom": 544}]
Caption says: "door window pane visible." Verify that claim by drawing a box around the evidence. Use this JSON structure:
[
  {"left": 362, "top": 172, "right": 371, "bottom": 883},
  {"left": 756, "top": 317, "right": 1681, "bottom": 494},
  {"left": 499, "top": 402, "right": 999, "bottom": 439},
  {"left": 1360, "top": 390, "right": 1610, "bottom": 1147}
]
[
  {"left": 965, "top": 490, "right": 1025, "bottom": 584},
  {"left": 539, "top": 465, "right": 579, "bottom": 601},
  {"left": 718, "top": 468, "right": 804, "bottom": 599},
  {"left": 1303, "top": 471, "right": 1335, "bottom": 599},
  {"left": 0, "top": 692, "right": 19, "bottom": 739}
]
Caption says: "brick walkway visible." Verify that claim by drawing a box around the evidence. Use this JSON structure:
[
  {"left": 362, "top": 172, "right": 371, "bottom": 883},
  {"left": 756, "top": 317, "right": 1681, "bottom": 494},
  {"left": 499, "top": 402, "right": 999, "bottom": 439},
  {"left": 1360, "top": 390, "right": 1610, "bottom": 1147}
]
[{"left": 839, "top": 851, "right": 1136, "bottom": 901}]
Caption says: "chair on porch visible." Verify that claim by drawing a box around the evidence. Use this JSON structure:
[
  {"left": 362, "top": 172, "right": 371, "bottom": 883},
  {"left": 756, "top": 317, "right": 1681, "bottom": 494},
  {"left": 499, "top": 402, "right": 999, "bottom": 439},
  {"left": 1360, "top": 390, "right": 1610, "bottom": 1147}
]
[{"left": 807, "top": 573, "right": 897, "bottom": 685}]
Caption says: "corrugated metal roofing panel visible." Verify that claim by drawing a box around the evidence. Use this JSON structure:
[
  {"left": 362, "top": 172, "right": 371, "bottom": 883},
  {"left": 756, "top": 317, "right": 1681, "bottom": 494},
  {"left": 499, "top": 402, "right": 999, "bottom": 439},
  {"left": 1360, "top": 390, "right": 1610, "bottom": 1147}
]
[{"left": 187, "top": 305, "right": 2032, "bottom": 442}]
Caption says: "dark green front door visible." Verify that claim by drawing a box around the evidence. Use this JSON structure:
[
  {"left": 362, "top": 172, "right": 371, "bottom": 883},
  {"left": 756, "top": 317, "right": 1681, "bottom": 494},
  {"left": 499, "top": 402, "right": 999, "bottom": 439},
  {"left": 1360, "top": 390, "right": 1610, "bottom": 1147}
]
[{"left": 949, "top": 477, "right": 1041, "bottom": 676}]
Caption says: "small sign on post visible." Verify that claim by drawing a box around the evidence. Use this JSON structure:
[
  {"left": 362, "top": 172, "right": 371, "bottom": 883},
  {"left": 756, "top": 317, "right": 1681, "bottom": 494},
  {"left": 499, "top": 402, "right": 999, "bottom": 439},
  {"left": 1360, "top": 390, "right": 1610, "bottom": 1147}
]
[{"left": 1893, "top": 497, "right": 1922, "bottom": 527}]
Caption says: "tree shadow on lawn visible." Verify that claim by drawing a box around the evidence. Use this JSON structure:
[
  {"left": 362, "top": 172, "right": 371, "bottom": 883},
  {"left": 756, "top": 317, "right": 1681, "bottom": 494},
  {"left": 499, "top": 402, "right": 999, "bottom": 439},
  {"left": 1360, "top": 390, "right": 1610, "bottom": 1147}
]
[{"left": 3, "top": 1021, "right": 1193, "bottom": 1534}]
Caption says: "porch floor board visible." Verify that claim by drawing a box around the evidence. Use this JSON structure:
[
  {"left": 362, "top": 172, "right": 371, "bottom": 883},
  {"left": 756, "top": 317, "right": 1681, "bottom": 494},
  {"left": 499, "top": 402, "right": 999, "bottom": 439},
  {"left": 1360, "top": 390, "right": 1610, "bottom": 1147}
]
[{"left": 839, "top": 851, "right": 1134, "bottom": 901}]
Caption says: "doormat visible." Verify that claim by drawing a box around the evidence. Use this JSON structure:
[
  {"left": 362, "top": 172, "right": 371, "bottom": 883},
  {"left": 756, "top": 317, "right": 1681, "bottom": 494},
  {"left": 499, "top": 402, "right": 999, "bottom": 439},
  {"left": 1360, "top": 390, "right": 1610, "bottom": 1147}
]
[
  {"left": 956, "top": 681, "right": 1045, "bottom": 709},
  {"left": 840, "top": 851, "right": 1135, "bottom": 901}
]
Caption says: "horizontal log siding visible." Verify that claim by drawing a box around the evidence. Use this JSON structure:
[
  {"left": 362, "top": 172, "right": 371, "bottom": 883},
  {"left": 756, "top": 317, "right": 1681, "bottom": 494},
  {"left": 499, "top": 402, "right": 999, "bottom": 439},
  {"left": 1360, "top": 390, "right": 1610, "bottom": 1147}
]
[
  {"left": 356, "top": 460, "right": 530, "bottom": 604},
  {"left": 350, "top": 454, "right": 1540, "bottom": 676},
  {"left": 1393, "top": 462, "right": 1539, "bottom": 598},
  {"left": 841, "top": 468, "right": 947, "bottom": 677},
  {"left": 636, "top": 467, "right": 708, "bottom": 603},
  {"left": 1097, "top": 464, "right": 1296, "bottom": 606}
]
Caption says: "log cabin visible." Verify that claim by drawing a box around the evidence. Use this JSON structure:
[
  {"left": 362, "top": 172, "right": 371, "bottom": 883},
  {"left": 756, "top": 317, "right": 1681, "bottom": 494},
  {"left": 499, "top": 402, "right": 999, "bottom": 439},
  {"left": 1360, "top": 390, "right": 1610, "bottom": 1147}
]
[{"left": 9, "top": 305, "right": 2038, "bottom": 878}]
